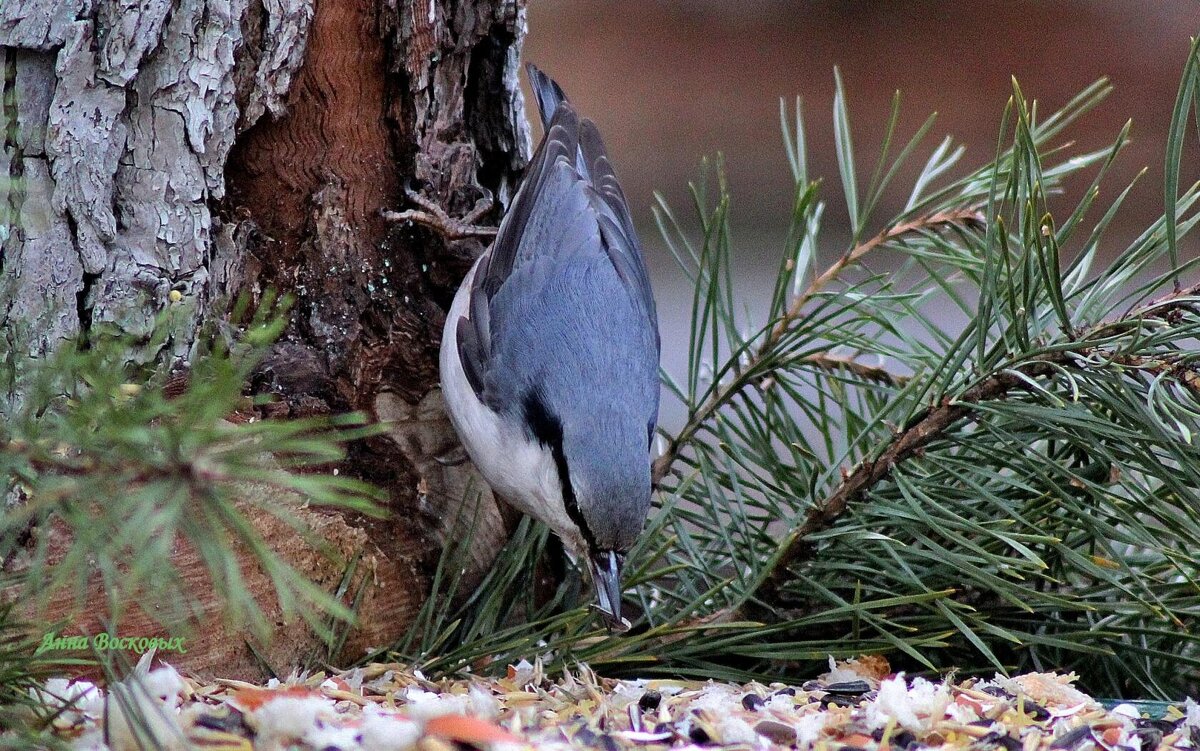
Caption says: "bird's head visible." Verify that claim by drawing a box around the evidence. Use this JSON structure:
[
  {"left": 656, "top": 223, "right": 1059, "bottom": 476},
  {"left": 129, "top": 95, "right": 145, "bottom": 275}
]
[
  {"left": 562, "top": 420, "right": 653, "bottom": 631},
  {"left": 523, "top": 393, "right": 653, "bottom": 630}
]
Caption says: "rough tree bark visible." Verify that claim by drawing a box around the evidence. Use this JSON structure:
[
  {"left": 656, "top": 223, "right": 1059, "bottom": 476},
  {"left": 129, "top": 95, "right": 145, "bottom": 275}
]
[{"left": 0, "top": 0, "right": 527, "bottom": 677}]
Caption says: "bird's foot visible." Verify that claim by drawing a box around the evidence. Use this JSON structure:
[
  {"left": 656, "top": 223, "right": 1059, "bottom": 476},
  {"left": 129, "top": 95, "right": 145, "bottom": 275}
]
[{"left": 383, "top": 186, "right": 498, "bottom": 240}]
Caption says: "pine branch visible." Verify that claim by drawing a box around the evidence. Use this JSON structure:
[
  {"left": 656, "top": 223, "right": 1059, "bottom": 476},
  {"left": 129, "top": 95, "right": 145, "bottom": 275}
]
[
  {"left": 652, "top": 207, "right": 984, "bottom": 485},
  {"left": 761, "top": 280, "right": 1200, "bottom": 597},
  {"left": 4, "top": 432, "right": 344, "bottom": 497},
  {"left": 0, "top": 310, "right": 385, "bottom": 647}
]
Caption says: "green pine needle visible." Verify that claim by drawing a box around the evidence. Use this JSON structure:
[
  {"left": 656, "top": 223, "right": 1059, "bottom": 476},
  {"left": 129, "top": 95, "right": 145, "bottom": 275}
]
[{"left": 393, "top": 60, "right": 1200, "bottom": 701}]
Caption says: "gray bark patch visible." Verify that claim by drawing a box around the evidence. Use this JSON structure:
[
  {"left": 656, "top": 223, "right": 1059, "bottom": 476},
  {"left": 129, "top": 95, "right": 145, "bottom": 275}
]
[
  {"left": 0, "top": 0, "right": 94, "bottom": 50},
  {"left": 0, "top": 0, "right": 315, "bottom": 406}
]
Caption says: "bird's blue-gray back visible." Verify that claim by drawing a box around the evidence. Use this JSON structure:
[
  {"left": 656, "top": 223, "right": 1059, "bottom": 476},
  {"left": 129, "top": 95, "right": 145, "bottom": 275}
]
[
  {"left": 481, "top": 136, "right": 659, "bottom": 433},
  {"left": 457, "top": 73, "right": 659, "bottom": 425}
]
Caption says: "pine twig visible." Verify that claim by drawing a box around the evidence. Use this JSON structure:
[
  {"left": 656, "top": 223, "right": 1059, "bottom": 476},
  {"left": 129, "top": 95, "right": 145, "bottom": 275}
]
[
  {"left": 759, "top": 281, "right": 1200, "bottom": 598},
  {"left": 764, "top": 207, "right": 985, "bottom": 354},
  {"left": 652, "top": 207, "right": 983, "bottom": 485},
  {"left": 797, "top": 353, "right": 911, "bottom": 387}
]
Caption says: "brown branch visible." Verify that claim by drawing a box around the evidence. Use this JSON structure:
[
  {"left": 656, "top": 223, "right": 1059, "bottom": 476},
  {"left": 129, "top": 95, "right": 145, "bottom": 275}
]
[
  {"left": 798, "top": 353, "right": 911, "bottom": 387},
  {"left": 651, "top": 207, "right": 983, "bottom": 486},
  {"left": 763, "top": 208, "right": 985, "bottom": 355},
  {"left": 760, "top": 362, "right": 1052, "bottom": 599},
  {"left": 759, "top": 281, "right": 1200, "bottom": 599}
]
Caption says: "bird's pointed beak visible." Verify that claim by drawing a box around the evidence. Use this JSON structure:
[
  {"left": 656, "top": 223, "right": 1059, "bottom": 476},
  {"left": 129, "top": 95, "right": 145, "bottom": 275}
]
[{"left": 588, "top": 550, "right": 627, "bottom": 632}]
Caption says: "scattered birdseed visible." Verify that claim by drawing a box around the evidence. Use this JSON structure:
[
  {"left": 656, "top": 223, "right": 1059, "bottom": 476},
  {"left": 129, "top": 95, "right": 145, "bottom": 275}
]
[{"left": 22, "top": 652, "right": 1200, "bottom": 751}]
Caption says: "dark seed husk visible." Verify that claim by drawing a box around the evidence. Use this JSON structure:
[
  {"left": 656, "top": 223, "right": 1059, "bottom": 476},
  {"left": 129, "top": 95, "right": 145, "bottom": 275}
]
[
  {"left": 754, "top": 720, "right": 797, "bottom": 745},
  {"left": 824, "top": 681, "right": 872, "bottom": 695},
  {"left": 981, "top": 733, "right": 1023, "bottom": 751},
  {"left": 194, "top": 706, "right": 248, "bottom": 734},
  {"left": 893, "top": 730, "right": 918, "bottom": 750},
  {"left": 1050, "top": 726, "right": 1092, "bottom": 749},
  {"left": 1021, "top": 699, "right": 1051, "bottom": 721},
  {"left": 1134, "top": 727, "right": 1162, "bottom": 751},
  {"left": 823, "top": 694, "right": 863, "bottom": 708},
  {"left": 1135, "top": 718, "right": 1177, "bottom": 733}
]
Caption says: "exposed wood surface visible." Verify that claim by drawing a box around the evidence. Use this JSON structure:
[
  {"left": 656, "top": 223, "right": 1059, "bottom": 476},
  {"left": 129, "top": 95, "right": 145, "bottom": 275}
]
[{"left": 12, "top": 482, "right": 423, "bottom": 680}]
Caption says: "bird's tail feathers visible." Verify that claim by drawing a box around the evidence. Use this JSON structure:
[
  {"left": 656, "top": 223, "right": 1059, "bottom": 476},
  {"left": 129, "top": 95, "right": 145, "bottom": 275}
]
[{"left": 526, "top": 63, "right": 568, "bottom": 129}]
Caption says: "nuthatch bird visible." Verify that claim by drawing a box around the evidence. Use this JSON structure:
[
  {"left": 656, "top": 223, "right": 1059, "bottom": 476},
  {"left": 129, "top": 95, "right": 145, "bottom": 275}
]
[{"left": 440, "top": 65, "right": 660, "bottom": 629}]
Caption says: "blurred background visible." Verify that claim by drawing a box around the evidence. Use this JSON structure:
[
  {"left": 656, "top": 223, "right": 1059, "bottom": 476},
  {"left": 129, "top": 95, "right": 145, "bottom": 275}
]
[{"left": 524, "top": 1, "right": 1200, "bottom": 427}]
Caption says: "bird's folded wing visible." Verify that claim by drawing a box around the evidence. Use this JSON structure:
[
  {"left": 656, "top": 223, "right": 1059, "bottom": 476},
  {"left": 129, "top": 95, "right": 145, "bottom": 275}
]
[
  {"left": 527, "top": 61, "right": 653, "bottom": 321},
  {"left": 578, "top": 119, "right": 658, "bottom": 337},
  {"left": 455, "top": 86, "right": 658, "bottom": 403}
]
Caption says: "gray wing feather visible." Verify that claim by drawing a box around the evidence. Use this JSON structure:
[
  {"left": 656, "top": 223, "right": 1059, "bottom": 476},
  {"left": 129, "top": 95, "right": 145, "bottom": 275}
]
[
  {"left": 579, "top": 120, "right": 656, "bottom": 331},
  {"left": 455, "top": 67, "right": 659, "bottom": 411},
  {"left": 456, "top": 112, "right": 576, "bottom": 393},
  {"left": 455, "top": 316, "right": 487, "bottom": 395},
  {"left": 481, "top": 117, "right": 578, "bottom": 299}
]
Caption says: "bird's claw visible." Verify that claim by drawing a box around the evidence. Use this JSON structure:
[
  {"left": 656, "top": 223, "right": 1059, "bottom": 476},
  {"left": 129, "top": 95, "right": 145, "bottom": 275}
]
[{"left": 383, "top": 186, "right": 498, "bottom": 240}]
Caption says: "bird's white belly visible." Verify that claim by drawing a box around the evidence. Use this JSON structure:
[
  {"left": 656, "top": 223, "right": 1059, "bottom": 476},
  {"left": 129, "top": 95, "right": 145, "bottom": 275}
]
[{"left": 439, "top": 259, "right": 582, "bottom": 551}]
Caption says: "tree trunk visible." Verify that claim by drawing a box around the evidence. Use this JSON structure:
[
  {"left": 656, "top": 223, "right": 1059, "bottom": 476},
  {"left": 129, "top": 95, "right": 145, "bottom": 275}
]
[{"left": 0, "top": 0, "right": 527, "bottom": 677}]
